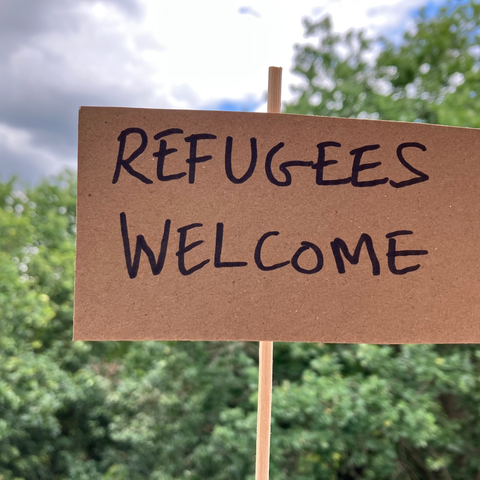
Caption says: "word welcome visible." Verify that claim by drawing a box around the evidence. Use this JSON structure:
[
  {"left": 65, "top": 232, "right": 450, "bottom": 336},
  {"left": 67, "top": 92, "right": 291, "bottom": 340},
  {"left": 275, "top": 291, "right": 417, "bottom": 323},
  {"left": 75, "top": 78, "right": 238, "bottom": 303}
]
[
  {"left": 120, "top": 213, "right": 429, "bottom": 279},
  {"left": 112, "top": 128, "right": 429, "bottom": 188}
]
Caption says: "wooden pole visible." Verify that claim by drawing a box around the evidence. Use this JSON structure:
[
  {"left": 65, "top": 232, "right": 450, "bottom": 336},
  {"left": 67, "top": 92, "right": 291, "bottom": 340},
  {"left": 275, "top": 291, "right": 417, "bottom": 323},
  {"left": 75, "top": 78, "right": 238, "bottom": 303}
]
[
  {"left": 267, "top": 66, "right": 282, "bottom": 114},
  {"left": 255, "top": 66, "right": 282, "bottom": 480},
  {"left": 255, "top": 340, "right": 274, "bottom": 480}
]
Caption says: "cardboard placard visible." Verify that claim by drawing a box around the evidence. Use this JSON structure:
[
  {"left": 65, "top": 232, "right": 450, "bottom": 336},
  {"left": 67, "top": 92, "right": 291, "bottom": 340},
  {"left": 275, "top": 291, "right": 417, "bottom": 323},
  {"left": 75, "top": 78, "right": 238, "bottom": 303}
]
[{"left": 74, "top": 106, "right": 480, "bottom": 343}]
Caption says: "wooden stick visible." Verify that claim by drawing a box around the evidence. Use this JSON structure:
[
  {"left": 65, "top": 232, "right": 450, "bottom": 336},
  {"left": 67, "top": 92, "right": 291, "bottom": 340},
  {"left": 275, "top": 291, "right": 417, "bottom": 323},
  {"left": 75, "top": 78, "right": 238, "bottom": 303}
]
[
  {"left": 255, "top": 66, "right": 282, "bottom": 480},
  {"left": 255, "top": 341, "right": 274, "bottom": 480},
  {"left": 267, "top": 66, "right": 282, "bottom": 114}
]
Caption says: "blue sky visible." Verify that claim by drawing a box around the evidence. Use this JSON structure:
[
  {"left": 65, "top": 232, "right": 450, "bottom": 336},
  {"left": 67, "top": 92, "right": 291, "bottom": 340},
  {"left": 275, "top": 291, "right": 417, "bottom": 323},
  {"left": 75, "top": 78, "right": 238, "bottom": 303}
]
[
  {"left": 206, "top": 98, "right": 264, "bottom": 113},
  {"left": 422, "top": 0, "right": 469, "bottom": 17},
  {"left": 0, "top": 0, "right": 451, "bottom": 182}
]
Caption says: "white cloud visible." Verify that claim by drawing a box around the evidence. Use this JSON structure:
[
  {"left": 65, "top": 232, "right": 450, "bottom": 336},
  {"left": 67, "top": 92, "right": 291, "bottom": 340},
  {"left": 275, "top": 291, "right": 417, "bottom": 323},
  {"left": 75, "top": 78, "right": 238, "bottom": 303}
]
[
  {"left": 0, "top": 123, "right": 73, "bottom": 182},
  {"left": 142, "top": 0, "right": 439, "bottom": 111},
  {"left": 0, "top": 0, "right": 441, "bottom": 182}
]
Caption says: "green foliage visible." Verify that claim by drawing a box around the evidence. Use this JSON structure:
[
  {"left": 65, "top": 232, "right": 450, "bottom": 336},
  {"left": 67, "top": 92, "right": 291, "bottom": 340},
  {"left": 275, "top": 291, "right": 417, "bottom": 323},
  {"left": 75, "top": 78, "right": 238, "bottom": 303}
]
[
  {"left": 2, "top": 181, "right": 480, "bottom": 479},
  {"left": 0, "top": 182, "right": 260, "bottom": 478},
  {"left": 2, "top": 2, "right": 480, "bottom": 478},
  {"left": 286, "top": 0, "right": 480, "bottom": 128}
]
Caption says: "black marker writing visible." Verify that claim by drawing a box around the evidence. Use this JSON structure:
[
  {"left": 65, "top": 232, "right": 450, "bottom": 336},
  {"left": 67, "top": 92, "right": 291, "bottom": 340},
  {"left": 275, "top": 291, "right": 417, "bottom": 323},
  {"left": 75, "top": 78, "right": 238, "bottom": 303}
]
[
  {"left": 214, "top": 223, "right": 248, "bottom": 268},
  {"left": 330, "top": 233, "right": 380, "bottom": 275},
  {"left": 225, "top": 137, "right": 258, "bottom": 184},
  {"left": 291, "top": 241, "right": 324, "bottom": 274},
  {"left": 313, "top": 141, "right": 351, "bottom": 185},
  {"left": 176, "top": 223, "right": 210, "bottom": 275},
  {"left": 184, "top": 133, "right": 217, "bottom": 184},
  {"left": 350, "top": 144, "right": 388, "bottom": 188},
  {"left": 386, "top": 230, "right": 428, "bottom": 274},
  {"left": 120, "top": 211, "right": 170, "bottom": 278},
  {"left": 254, "top": 231, "right": 290, "bottom": 271},
  {"left": 153, "top": 128, "right": 186, "bottom": 182},
  {"left": 390, "top": 142, "right": 429, "bottom": 188},
  {"left": 113, "top": 128, "right": 151, "bottom": 184}
]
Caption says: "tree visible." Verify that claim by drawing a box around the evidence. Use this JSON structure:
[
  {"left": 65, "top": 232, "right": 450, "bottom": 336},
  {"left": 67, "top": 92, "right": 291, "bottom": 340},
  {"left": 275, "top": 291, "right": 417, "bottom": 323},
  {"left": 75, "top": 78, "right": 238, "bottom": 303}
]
[
  {"left": 286, "top": 1, "right": 480, "bottom": 128},
  {"left": 0, "top": 174, "right": 260, "bottom": 479},
  {"left": 279, "top": 1, "right": 480, "bottom": 478}
]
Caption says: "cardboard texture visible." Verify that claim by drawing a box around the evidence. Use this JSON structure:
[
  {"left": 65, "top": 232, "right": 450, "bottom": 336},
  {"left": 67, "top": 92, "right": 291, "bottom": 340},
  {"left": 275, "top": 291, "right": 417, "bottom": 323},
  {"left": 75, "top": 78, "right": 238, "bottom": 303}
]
[{"left": 75, "top": 107, "right": 480, "bottom": 343}]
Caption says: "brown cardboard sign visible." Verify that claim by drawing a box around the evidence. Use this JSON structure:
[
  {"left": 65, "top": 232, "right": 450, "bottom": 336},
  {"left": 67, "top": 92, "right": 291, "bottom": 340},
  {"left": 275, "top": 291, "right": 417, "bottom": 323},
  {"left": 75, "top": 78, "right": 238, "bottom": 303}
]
[{"left": 74, "top": 106, "right": 480, "bottom": 343}]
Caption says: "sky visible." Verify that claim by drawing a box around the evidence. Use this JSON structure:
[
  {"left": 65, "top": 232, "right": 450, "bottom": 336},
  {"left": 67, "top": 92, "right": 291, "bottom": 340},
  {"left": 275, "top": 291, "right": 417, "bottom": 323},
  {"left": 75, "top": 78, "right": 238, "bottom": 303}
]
[{"left": 0, "top": 0, "right": 446, "bottom": 183}]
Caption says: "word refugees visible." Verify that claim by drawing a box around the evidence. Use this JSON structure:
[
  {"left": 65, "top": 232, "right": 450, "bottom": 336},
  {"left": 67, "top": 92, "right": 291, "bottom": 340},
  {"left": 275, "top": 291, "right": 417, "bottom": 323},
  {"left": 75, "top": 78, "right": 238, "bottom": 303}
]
[{"left": 112, "top": 128, "right": 429, "bottom": 189}]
